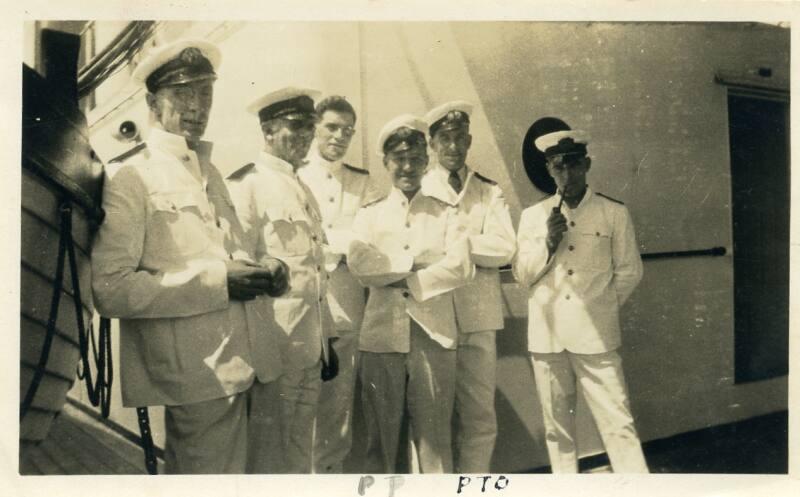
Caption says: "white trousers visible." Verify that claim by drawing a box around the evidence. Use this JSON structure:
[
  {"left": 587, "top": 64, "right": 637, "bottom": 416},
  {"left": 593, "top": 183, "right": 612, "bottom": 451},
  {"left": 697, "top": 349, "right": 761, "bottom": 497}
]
[
  {"left": 531, "top": 349, "right": 648, "bottom": 473},
  {"left": 164, "top": 391, "right": 249, "bottom": 474},
  {"left": 247, "top": 366, "right": 321, "bottom": 473},
  {"left": 313, "top": 329, "right": 360, "bottom": 473},
  {"left": 454, "top": 330, "right": 497, "bottom": 473},
  {"left": 360, "top": 321, "right": 456, "bottom": 473}
]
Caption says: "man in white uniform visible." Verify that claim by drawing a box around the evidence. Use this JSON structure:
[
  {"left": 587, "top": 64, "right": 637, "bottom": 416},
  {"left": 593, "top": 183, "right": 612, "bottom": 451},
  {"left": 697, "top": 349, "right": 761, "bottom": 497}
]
[
  {"left": 421, "top": 101, "right": 516, "bottom": 472},
  {"left": 226, "top": 87, "right": 333, "bottom": 473},
  {"left": 298, "top": 96, "right": 372, "bottom": 473},
  {"left": 91, "top": 40, "right": 289, "bottom": 474},
  {"left": 348, "top": 115, "right": 475, "bottom": 473},
  {"left": 513, "top": 129, "right": 648, "bottom": 473}
]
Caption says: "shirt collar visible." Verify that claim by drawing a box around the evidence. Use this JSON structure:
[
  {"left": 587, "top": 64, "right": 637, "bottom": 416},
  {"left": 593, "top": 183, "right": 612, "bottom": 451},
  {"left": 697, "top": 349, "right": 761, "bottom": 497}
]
[
  {"left": 147, "top": 127, "right": 213, "bottom": 162},
  {"left": 306, "top": 144, "right": 343, "bottom": 175},
  {"left": 433, "top": 162, "right": 468, "bottom": 184},
  {"left": 258, "top": 150, "right": 296, "bottom": 177},
  {"left": 557, "top": 186, "right": 594, "bottom": 211},
  {"left": 389, "top": 186, "right": 420, "bottom": 206}
]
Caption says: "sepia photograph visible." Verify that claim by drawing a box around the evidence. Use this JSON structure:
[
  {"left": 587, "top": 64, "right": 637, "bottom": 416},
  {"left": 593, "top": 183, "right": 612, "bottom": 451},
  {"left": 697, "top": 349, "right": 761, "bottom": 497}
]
[{"left": 5, "top": 2, "right": 799, "bottom": 496}]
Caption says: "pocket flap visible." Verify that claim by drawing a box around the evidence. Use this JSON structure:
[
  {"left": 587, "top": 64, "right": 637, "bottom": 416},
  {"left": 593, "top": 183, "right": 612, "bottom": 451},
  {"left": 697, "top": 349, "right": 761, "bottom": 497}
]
[
  {"left": 264, "top": 203, "right": 310, "bottom": 225},
  {"left": 150, "top": 190, "right": 200, "bottom": 212}
]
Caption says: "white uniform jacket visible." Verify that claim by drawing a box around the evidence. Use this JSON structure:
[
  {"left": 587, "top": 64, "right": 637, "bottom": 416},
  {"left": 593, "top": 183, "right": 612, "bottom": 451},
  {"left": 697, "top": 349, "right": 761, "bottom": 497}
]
[
  {"left": 422, "top": 164, "right": 516, "bottom": 332},
  {"left": 92, "top": 128, "right": 282, "bottom": 408},
  {"left": 513, "top": 188, "right": 643, "bottom": 354},
  {"left": 348, "top": 188, "right": 475, "bottom": 353},
  {"left": 298, "top": 148, "right": 375, "bottom": 334},
  {"left": 226, "top": 152, "right": 332, "bottom": 371}
]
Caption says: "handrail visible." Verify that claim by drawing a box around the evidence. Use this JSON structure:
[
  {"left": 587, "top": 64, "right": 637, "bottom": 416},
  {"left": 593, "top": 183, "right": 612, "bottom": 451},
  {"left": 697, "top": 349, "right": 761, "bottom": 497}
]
[
  {"left": 641, "top": 246, "right": 727, "bottom": 260},
  {"left": 496, "top": 246, "right": 728, "bottom": 274}
]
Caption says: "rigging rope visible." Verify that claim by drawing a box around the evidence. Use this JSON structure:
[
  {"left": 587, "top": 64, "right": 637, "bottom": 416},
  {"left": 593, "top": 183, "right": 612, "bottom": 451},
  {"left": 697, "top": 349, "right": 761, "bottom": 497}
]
[
  {"left": 19, "top": 204, "right": 68, "bottom": 420},
  {"left": 77, "top": 21, "right": 158, "bottom": 99},
  {"left": 20, "top": 202, "right": 114, "bottom": 421},
  {"left": 68, "top": 201, "right": 113, "bottom": 417}
]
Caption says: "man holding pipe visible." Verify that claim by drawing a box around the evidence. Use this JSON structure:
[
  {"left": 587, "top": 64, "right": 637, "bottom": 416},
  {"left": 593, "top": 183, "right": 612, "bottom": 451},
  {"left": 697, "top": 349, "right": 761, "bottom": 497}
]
[{"left": 513, "top": 129, "right": 647, "bottom": 473}]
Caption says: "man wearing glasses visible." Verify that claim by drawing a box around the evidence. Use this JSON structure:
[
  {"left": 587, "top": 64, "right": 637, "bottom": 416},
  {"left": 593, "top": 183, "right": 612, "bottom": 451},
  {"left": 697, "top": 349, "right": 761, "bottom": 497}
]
[
  {"left": 298, "top": 96, "right": 374, "bottom": 473},
  {"left": 227, "top": 87, "right": 333, "bottom": 473},
  {"left": 513, "top": 129, "right": 647, "bottom": 473}
]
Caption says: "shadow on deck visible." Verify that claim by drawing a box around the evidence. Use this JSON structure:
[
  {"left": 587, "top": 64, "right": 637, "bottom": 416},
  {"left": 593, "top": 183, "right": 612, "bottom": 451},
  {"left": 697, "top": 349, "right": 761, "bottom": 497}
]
[
  {"left": 19, "top": 405, "right": 787, "bottom": 475},
  {"left": 20, "top": 401, "right": 164, "bottom": 475}
]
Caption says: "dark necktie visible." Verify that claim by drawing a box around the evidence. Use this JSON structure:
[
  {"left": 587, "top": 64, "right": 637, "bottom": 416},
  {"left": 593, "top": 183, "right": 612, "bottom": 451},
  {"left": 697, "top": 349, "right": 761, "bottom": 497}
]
[{"left": 448, "top": 170, "right": 463, "bottom": 194}]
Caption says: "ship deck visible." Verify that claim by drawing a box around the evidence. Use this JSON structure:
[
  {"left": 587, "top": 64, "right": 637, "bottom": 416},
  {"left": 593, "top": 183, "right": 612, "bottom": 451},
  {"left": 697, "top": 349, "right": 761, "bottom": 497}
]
[
  {"left": 19, "top": 401, "right": 164, "bottom": 475},
  {"left": 19, "top": 405, "right": 786, "bottom": 475}
]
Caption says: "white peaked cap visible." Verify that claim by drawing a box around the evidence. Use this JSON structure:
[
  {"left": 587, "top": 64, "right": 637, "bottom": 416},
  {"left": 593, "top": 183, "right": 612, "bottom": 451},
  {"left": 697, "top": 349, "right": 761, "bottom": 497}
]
[
  {"left": 132, "top": 39, "right": 221, "bottom": 88},
  {"left": 534, "top": 129, "right": 590, "bottom": 154},
  {"left": 246, "top": 86, "right": 321, "bottom": 118},
  {"left": 376, "top": 114, "right": 428, "bottom": 156},
  {"left": 423, "top": 100, "right": 473, "bottom": 131}
]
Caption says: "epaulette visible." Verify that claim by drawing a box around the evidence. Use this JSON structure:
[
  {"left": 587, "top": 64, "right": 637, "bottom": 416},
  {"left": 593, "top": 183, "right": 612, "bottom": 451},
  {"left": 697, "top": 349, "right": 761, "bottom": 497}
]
[
  {"left": 473, "top": 171, "right": 497, "bottom": 185},
  {"left": 344, "top": 163, "right": 369, "bottom": 175},
  {"left": 227, "top": 162, "right": 256, "bottom": 180},
  {"left": 108, "top": 142, "right": 148, "bottom": 164},
  {"left": 361, "top": 194, "right": 386, "bottom": 208},
  {"left": 597, "top": 192, "right": 624, "bottom": 205}
]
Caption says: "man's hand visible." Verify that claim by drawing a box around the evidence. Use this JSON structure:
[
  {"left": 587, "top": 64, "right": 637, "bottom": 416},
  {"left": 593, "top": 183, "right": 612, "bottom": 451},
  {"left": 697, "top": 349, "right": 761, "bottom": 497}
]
[
  {"left": 260, "top": 257, "right": 290, "bottom": 297},
  {"left": 226, "top": 260, "right": 278, "bottom": 301},
  {"left": 546, "top": 207, "right": 568, "bottom": 256}
]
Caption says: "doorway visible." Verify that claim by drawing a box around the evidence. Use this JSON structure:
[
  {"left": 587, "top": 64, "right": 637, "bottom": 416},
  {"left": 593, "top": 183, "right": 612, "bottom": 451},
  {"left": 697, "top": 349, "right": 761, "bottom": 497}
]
[{"left": 727, "top": 92, "right": 789, "bottom": 383}]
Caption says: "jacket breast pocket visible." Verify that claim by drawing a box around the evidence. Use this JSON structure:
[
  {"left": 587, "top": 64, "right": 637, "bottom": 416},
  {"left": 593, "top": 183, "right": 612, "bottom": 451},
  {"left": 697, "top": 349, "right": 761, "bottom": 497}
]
[
  {"left": 461, "top": 202, "right": 487, "bottom": 236},
  {"left": 264, "top": 205, "right": 314, "bottom": 256},
  {"left": 148, "top": 190, "right": 210, "bottom": 257},
  {"left": 575, "top": 228, "right": 613, "bottom": 271}
]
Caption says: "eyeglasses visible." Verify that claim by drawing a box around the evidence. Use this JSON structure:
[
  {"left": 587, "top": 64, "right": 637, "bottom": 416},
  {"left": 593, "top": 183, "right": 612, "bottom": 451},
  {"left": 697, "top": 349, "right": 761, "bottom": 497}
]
[
  {"left": 280, "top": 117, "right": 317, "bottom": 132},
  {"left": 323, "top": 123, "right": 356, "bottom": 137}
]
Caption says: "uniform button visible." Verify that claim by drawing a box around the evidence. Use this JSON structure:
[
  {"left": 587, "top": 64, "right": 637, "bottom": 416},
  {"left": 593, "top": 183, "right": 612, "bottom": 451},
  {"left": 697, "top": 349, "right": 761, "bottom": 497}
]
[
  {"left": 404, "top": 244, "right": 410, "bottom": 250},
  {"left": 327, "top": 223, "right": 333, "bottom": 229},
  {"left": 317, "top": 265, "right": 321, "bottom": 271},
  {"left": 329, "top": 197, "right": 335, "bottom": 203},
  {"left": 405, "top": 222, "right": 411, "bottom": 228},
  {"left": 229, "top": 253, "right": 234, "bottom": 260},
  {"left": 327, "top": 173, "right": 333, "bottom": 179},
  {"left": 596, "top": 232, "right": 601, "bottom": 236},
  {"left": 565, "top": 294, "right": 571, "bottom": 300},
  {"left": 568, "top": 245, "right": 575, "bottom": 251},
  {"left": 570, "top": 221, "right": 575, "bottom": 227},
  {"left": 181, "top": 155, "right": 190, "bottom": 161},
  {"left": 216, "top": 220, "right": 221, "bottom": 228},
  {"left": 312, "top": 235, "right": 318, "bottom": 242},
  {"left": 319, "top": 297, "right": 324, "bottom": 303},
  {"left": 568, "top": 269, "right": 574, "bottom": 275},
  {"left": 402, "top": 291, "right": 409, "bottom": 298}
]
